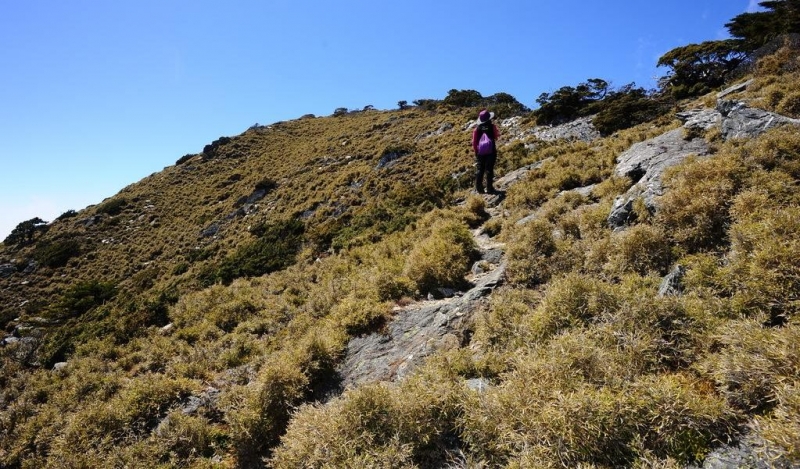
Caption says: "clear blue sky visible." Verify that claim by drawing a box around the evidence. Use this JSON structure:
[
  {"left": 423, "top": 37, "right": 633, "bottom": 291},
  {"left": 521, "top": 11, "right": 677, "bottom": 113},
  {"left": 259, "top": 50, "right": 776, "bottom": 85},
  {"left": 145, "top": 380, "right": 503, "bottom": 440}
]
[{"left": 0, "top": 0, "right": 758, "bottom": 239}]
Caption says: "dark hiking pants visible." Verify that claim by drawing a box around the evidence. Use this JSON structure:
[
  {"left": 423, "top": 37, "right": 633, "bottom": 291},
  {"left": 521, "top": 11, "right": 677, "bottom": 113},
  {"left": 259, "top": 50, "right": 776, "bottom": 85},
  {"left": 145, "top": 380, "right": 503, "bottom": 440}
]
[{"left": 475, "top": 152, "right": 497, "bottom": 193}]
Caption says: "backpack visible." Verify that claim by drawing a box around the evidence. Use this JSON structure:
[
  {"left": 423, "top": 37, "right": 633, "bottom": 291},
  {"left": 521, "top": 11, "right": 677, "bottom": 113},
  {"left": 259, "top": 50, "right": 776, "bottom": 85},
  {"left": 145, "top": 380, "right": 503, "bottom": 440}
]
[{"left": 476, "top": 123, "right": 495, "bottom": 156}]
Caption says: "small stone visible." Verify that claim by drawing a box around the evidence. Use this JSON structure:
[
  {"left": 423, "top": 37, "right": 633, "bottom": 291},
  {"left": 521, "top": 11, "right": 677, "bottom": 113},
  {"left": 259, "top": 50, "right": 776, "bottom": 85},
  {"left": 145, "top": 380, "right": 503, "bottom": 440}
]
[{"left": 466, "top": 378, "right": 490, "bottom": 393}]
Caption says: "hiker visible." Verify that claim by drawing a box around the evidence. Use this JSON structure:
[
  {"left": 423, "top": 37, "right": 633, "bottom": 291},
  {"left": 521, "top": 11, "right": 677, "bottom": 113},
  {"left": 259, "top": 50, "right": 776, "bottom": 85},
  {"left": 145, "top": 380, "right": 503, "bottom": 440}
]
[{"left": 471, "top": 109, "right": 500, "bottom": 194}]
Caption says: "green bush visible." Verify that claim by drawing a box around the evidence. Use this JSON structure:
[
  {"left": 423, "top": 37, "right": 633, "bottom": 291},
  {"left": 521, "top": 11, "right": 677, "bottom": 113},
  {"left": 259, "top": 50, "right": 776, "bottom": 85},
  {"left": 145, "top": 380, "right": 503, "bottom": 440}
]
[
  {"left": 3, "top": 217, "right": 48, "bottom": 246},
  {"left": 175, "top": 153, "right": 195, "bottom": 165},
  {"left": 49, "top": 280, "right": 117, "bottom": 320},
  {"left": 657, "top": 155, "right": 745, "bottom": 253},
  {"left": 520, "top": 273, "right": 619, "bottom": 342},
  {"left": 657, "top": 40, "right": 746, "bottom": 99},
  {"left": 33, "top": 238, "right": 81, "bottom": 268},
  {"left": 55, "top": 210, "right": 78, "bottom": 221},
  {"left": 534, "top": 78, "right": 609, "bottom": 125},
  {"left": 199, "top": 218, "right": 304, "bottom": 286},
  {"left": 591, "top": 86, "right": 669, "bottom": 136},
  {"left": 606, "top": 224, "right": 673, "bottom": 276}
]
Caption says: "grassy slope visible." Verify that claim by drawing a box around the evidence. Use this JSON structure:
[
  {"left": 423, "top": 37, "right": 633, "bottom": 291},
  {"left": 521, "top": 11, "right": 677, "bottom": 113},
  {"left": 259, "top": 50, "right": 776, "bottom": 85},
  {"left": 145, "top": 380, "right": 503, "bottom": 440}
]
[{"left": 1, "top": 47, "right": 799, "bottom": 468}]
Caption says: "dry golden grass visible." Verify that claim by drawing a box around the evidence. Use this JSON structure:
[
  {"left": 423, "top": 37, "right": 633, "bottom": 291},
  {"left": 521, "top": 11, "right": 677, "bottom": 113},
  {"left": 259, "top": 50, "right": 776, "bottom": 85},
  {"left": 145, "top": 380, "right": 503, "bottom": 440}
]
[{"left": 1, "top": 46, "right": 800, "bottom": 468}]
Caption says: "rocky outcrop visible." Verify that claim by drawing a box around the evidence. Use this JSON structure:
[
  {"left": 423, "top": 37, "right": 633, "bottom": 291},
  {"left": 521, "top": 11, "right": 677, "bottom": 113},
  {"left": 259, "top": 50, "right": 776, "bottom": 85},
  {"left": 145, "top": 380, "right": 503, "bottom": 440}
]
[
  {"left": 491, "top": 116, "right": 600, "bottom": 146},
  {"left": 416, "top": 122, "right": 454, "bottom": 141},
  {"left": 718, "top": 100, "right": 800, "bottom": 140},
  {"left": 376, "top": 150, "right": 410, "bottom": 169},
  {"left": 610, "top": 93, "right": 800, "bottom": 229},
  {"left": 0, "top": 264, "right": 15, "bottom": 278},
  {"left": 528, "top": 116, "right": 600, "bottom": 143},
  {"left": 608, "top": 128, "right": 709, "bottom": 228}
]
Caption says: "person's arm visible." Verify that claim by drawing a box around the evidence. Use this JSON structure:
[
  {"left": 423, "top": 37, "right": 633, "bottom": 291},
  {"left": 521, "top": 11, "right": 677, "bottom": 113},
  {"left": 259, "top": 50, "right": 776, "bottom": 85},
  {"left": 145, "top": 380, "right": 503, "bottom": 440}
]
[
  {"left": 471, "top": 128, "right": 479, "bottom": 153},
  {"left": 493, "top": 124, "right": 501, "bottom": 141}
]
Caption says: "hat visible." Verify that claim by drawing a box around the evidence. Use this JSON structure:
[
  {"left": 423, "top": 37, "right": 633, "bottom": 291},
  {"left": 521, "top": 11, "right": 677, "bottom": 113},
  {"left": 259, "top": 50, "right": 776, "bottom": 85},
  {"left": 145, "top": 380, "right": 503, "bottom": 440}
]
[{"left": 477, "top": 110, "right": 494, "bottom": 124}]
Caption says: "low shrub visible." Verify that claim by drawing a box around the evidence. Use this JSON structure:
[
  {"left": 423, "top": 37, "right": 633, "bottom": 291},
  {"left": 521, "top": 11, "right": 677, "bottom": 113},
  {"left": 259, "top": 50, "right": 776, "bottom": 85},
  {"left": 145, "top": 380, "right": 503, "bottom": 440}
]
[
  {"left": 227, "top": 330, "right": 344, "bottom": 463},
  {"left": 96, "top": 197, "right": 128, "bottom": 216},
  {"left": 473, "top": 287, "right": 541, "bottom": 350},
  {"left": 520, "top": 273, "right": 619, "bottom": 342},
  {"left": 756, "top": 380, "right": 800, "bottom": 461},
  {"left": 272, "top": 368, "right": 465, "bottom": 468},
  {"left": 199, "top": 218, "right": 304, "bottom": 286},
  {"left": 506, "top": 219, "right": 558, "bottom": 286},
  {"left": 697, "top": 320, "right": 800, "bottom": 413},
  {"left": 462, "top": 194, "right": 489, "bottom": 228},
  {"left": 403, "top": 218, "right": 477, "bottom": 294},
  {"left": 48, "top": 280, "right": 117, "bottom": 320},
  {"left": 606, "top": 224, "right": 673, "bottom": 276},
  {"left": 656, "top": 154, "right": 745, "bottom": 253}
]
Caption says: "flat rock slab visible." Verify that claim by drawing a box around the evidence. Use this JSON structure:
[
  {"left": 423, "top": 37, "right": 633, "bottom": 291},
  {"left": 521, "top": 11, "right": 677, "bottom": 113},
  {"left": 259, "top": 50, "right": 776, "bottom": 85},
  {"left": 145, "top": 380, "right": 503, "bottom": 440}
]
[
  {"left": 719, "top": 100, "right": 800, "bottom": 140},
  {"left": 338, "top": 263, "right": 505, "bottom": 388}
]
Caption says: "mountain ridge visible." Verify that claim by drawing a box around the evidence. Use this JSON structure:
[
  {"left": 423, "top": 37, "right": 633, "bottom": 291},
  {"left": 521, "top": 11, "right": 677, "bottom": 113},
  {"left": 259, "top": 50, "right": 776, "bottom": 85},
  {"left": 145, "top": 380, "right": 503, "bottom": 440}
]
[{"left": 2, "top": 36, "right": 800, "bottom": 467}]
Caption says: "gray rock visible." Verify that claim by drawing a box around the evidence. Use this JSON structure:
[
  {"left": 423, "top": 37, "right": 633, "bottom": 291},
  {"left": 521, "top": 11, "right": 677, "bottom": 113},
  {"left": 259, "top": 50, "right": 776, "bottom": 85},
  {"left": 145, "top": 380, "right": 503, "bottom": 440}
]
[
  {"left": 480, "top": 248, "right": 504, "bottom": 265},
  {"left": 466, "top": 378, "right": 491, "bottom": 393},
  {"left": 692, "top": 431, "right": 794, "bottom": 469},
  {"left": 719, "top": 100, "right": 800, "bottom": 140},
  {"left": 181, "top": 387, "right": 220, "bottom": 415},
  {"left": 2, "top": 336, "right": 20, "bottom": 346},
  {"left": 0, "top": 264, "right": 15, "bottom": 278},
  {"left": 52, "top": 362, "right": 68, "bottom": 371},
  {"left": 677, "top": 108, "right": 722, "bottom": 131},
  {"left": 493, "top": 159, "right": 548, "bottom": 191},
  {"left": 435, "top": 288, "right": 457, "bottom": 299},
  {"left": 471, "top": 261, "right": 486, "bottom": 275},
  {"left": 716, "top": 79, "right": 754, "bottom": 99},
  {"left": 200, "top": 223, "right": 219, "bottom": 238},
  {"left": 376, "top": 150, "right": 410, "bottom": 169},
  {"left": 617, "top": 100, "right": 800, "bottom": 229},
  {"left": 529, "top": 117, "right": 601, "bottom": 143},
  {"left": 416, "top": 122, "right": 453, "bottom": 141},
  {"left": 515, "top": 213, "right": 538, "bottom": 226},
  {"left": 22, "top": 260, "right": 37, "bottom": 275},
  {"left": 608, "top": 129, "right": 709, "bottom": 228},
  {"left": 339, "top": 263, "right": 505, "bottom": 388},
  {"left": 569, "top": 184, "right": 597, "bottom": 198},
  {"left": 658, "top": 265, "right": 686, "bottom": 297},
  {"left": 81, "top": 215, "right": 103, "bottom": 227}
]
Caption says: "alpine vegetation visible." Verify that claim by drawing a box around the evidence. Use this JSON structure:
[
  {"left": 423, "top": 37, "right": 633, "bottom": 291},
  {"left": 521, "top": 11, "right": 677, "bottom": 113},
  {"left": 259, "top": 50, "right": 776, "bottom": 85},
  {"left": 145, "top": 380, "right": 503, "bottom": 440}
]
[{"left": 2, "top": 3, "right": 800, "bottom": 467}]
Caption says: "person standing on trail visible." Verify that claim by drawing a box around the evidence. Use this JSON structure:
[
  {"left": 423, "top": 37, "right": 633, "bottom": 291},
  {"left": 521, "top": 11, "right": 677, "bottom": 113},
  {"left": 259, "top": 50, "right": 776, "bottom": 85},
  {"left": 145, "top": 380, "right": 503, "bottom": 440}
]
[{"left": 471, "top": 109, "right": 500, "bottom": 194}]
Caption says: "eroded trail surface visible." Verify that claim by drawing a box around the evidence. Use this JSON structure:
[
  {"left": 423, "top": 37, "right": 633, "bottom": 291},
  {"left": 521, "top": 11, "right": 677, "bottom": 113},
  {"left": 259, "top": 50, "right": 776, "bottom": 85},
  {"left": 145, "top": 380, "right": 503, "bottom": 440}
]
[{"left": 337, "top": 164, "right": 539, "bottom": 389}]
